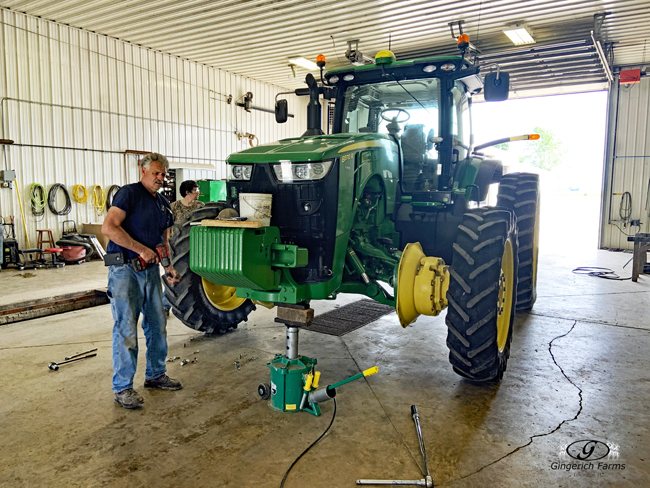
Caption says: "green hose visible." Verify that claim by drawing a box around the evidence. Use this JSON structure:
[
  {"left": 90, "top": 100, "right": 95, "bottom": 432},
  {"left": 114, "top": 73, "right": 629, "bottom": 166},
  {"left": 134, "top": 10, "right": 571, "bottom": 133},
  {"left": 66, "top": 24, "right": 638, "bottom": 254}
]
[{"left": 30, "top": 183, "right": 48, "bottom": 220}]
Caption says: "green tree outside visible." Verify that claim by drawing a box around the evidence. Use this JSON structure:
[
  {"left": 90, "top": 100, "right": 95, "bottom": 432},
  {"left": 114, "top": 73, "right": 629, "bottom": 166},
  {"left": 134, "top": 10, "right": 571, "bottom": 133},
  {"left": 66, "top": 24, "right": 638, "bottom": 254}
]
[{"left": 520, "top": 126, "right": 565, "bottom": 171}]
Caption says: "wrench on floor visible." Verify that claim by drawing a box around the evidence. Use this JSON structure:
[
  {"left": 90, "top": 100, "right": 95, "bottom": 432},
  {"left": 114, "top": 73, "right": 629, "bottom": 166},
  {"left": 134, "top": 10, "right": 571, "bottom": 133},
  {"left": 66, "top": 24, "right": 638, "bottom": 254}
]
[{"left": 356, "top": 405, "right": 434, "bottom": 487}]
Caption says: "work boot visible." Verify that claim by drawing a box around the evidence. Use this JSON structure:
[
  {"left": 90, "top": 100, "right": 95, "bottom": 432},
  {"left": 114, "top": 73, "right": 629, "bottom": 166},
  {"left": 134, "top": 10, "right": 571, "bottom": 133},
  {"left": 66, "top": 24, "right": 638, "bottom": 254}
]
[
  {"left": 114, "top": 388, "right": 144, "bottom": 409},
  {"left": 144, "top": 374, "right": 183, "bottom": 391}
]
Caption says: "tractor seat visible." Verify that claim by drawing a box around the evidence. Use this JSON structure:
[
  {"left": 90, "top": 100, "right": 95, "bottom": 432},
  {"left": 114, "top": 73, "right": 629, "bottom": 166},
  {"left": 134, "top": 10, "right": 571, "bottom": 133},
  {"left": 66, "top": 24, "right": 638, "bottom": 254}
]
[
  {"left": 401, "top": 124, "right": 427, "bottom": 190},
  {"left": 401, "top": 124, "right": 427, "bottom": 165}
]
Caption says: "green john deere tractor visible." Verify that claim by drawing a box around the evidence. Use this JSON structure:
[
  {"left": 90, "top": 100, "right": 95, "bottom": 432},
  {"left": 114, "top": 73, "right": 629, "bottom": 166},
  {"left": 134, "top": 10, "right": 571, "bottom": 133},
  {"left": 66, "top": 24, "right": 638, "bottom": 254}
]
[{"left": 164, "top": 45, "right": 540, "bottom": 387}]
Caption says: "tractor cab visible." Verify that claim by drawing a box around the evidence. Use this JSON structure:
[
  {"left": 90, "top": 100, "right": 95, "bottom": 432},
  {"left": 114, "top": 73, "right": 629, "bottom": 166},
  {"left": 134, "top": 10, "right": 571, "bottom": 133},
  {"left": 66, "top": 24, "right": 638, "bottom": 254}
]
[{"left": 325, "top": 51, "right": 484, "bottom": 208}]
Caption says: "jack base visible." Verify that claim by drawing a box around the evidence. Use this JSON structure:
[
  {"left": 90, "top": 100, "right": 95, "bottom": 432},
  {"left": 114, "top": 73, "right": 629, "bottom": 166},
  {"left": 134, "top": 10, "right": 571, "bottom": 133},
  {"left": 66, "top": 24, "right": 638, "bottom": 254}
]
[{"left": 266, "top": 354, "right": 321, "bottom": 416}]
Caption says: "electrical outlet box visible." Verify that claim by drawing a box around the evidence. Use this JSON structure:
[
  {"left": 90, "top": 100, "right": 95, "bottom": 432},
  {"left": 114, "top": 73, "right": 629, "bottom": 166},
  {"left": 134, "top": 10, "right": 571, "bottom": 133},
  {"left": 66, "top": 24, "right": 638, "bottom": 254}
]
[{"left": 0, "top": 169, "right": 16, "bottom": 182}]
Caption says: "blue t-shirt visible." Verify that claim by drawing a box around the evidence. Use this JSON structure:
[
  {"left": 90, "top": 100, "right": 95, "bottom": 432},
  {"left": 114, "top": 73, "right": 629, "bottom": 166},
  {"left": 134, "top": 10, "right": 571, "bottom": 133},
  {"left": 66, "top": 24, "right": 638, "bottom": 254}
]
[{"left": 106, "top": 182, "right": 174, "bottom": 260}]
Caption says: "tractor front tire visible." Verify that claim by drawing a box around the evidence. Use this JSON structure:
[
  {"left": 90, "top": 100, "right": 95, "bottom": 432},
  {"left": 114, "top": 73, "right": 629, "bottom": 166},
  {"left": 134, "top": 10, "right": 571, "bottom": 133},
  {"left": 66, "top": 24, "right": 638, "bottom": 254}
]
[
  {"left": 164, "top": 204, "right": 255, "bottom": 334},
  {"left": 497, "top": 173, "right": 540, "bottom": 312},
  {"left": 446, "top": 207, "right": 518, "bottom": 382}
]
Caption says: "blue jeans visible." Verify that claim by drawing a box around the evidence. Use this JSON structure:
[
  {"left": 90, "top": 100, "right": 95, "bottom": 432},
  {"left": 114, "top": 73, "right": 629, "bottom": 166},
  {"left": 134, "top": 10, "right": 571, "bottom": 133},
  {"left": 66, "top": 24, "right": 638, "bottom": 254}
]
[
  {"left": 108, "top": 264, "right": 167, "bottom": 393},
  {"left": 162, "top": 289, "right": 171, "bottom": 310}
]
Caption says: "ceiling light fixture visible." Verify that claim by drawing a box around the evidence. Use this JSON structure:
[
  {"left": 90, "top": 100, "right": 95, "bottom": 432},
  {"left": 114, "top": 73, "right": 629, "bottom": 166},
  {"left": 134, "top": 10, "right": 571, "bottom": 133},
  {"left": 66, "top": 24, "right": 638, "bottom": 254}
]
[
  {"left": 503, "top": 23, "right": 535, "bottom": 45},
  {"left": 288, "top": 56, "right": 318, "bottom": 70}
]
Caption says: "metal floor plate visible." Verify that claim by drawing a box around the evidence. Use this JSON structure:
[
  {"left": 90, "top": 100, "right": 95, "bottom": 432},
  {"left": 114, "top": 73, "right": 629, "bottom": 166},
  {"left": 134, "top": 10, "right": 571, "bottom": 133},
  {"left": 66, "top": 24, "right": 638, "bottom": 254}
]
[{"left": 308, "top": 299, "right": 395, "bottom": 337}]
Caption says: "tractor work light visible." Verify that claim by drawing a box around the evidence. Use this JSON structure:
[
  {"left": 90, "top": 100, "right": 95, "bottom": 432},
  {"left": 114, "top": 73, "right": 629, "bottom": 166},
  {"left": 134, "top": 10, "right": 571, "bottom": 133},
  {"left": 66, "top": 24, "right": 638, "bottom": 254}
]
[
  {"left": 440, "top": 63, "right": 456, "bottom": 72},
  {"left": 343, "top": 74, "right": 355, "bottom": 81},
  {"left": 503, "top": 23, "right": 535, "bottom": 45},
  {"left": 423, "top": 65, "right": 437, "bottom": 73},
  {"left": 272, "top": 160, "right": 333, "bottom": 183},
  {"left": 328, "top": 75, "right": 340, "bottom": 83},
  {"left": 227, "top": 164, "right": 253, "bottom": 181}
]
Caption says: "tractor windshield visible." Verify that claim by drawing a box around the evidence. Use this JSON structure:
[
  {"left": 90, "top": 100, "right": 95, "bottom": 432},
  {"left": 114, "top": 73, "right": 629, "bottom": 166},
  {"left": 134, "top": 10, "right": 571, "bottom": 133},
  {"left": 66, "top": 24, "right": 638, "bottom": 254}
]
[
  {"left": 341, "top": 78, "right": 440, "bottom": 137},
  {"left": 341, "top": 78, "right": 441, "bottom": 192}
]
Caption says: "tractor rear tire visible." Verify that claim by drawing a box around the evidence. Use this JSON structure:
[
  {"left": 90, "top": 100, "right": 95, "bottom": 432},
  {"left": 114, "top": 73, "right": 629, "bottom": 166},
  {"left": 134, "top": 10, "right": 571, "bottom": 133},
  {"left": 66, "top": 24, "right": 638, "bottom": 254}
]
[
  {"left": 163, "top": 204, "right": 255, "bottom": 334},
  {"left": 446, "top": 207, "right": 518, "bottom": 382},
  {"left": 497, "top": 173, "right": 540, "bottom": 312}
]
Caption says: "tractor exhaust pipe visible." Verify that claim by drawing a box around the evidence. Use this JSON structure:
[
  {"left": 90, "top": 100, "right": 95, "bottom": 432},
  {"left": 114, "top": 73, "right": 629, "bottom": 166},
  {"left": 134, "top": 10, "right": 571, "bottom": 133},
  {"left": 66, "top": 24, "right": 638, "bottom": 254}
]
[{"left": 303, "top": 74, "right": 324, "bottom": 137}]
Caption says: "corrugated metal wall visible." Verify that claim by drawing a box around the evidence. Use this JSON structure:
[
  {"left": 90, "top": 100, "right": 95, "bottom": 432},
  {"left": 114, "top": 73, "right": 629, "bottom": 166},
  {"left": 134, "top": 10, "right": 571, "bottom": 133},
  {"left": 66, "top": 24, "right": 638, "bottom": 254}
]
[
  {"left": 601, "top": 74, "right": 650, "bottom": 250},
  {"left": 0, "top": 9, "right": 306, "bottom": 248}
]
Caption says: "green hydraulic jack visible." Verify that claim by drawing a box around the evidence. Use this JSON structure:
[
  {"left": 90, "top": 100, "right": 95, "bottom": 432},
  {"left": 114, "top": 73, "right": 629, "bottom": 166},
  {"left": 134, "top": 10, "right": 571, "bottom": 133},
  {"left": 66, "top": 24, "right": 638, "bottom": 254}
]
[{"left": 258, "top": 303, "right": 378, "bottom": 416}]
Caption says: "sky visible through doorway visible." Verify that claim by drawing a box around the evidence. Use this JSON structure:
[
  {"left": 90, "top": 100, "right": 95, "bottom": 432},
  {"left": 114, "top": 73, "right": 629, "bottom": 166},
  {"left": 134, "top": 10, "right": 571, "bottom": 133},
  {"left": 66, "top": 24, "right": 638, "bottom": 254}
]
[{"left": 473, "top": 91, "right": 608, "bottom": 195}]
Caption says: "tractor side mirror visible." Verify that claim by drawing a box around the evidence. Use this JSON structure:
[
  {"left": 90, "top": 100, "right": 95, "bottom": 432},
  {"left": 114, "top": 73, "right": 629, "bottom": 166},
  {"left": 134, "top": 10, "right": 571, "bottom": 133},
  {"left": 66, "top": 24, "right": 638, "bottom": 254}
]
[
  {"left": 483, "top": 72, "right": 510, "bottom": 101},
  {"left": 275, "top": 99, "right": 288, "bottom": 123}
]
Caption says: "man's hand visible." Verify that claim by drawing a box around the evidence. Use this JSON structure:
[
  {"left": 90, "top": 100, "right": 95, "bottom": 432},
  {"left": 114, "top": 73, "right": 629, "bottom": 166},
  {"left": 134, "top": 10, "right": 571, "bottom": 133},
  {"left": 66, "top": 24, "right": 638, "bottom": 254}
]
[
  {"left": 140, "top": 247, "right": 159, "bottom": 264},
  {"left": 165, "top": 266, "right": 181, "bottom": 285}
]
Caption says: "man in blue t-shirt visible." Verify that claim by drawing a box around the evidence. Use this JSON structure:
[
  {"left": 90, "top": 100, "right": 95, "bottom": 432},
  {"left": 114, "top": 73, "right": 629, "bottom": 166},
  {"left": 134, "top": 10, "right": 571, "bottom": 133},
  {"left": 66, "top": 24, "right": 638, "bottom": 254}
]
[{"left": 102, "top": 153, "right": 182, "bottom": 409}]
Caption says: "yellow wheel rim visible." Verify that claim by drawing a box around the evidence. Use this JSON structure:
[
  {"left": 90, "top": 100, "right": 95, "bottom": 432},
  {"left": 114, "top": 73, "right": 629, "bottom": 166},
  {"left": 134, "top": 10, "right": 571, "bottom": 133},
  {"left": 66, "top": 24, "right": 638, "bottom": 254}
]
[
  {"left": 496, "top": 238, "right": 514, "bottom": 352},
  {"left": 201, "top": 279, "right": 246, "bottom": 311},
  {"left": 532, "top": 196, "right": 540, "bottom": 288}
]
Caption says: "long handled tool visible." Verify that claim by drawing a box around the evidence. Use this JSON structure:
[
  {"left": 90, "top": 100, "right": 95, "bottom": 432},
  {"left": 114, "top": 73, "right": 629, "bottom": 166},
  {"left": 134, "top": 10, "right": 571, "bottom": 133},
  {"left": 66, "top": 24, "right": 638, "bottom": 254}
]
[
  {"left": 357, "top": 405, "right": 434, "bottom": 487},
  {"left": 65, "top": 348, "right": 98, "bottom": 360},
  {"left": 48, "top": 353, "right": 97, "bottom": 371}
]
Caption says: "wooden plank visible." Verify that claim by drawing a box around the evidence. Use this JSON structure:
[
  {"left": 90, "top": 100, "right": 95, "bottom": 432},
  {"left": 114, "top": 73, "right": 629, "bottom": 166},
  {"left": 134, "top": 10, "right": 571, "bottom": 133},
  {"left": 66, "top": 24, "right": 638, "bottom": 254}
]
[
  {"left": 200, "top": 219, "right": 263, "bottom": 228},
  {"left": 0, "top": 289, "right": 109, "bottom": 325}
]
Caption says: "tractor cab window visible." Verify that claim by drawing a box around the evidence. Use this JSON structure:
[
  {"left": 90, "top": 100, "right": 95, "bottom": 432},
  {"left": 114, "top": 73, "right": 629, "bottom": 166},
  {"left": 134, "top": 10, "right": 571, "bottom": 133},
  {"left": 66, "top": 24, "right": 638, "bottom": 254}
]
[
  {"left": 452, "top": 82, "right": 470, "bottom": 161},
  {"left": 341, "top": 79, "right": 441, "bottom": 192}
]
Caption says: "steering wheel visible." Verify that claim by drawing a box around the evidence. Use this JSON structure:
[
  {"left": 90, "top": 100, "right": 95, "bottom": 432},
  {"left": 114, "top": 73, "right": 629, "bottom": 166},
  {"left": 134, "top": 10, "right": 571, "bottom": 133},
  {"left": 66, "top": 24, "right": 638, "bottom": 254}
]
[{"left": 380, "top": 108, "right": 411, "bottom": 123}]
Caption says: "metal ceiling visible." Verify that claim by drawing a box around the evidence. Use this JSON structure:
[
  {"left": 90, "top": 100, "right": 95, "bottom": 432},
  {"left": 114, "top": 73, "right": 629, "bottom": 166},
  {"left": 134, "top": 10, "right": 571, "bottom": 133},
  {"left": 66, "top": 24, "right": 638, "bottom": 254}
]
[{"left": 2, "top": 0, "right": 649, "bottom": 92}]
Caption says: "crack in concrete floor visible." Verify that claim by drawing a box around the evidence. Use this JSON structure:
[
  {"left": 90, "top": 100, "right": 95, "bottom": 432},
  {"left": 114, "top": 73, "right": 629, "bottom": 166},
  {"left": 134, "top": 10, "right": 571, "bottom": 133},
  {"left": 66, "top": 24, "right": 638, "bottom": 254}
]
[
  {"left": 530, "top": 311, "right": 650, "bottom": 332},
  {"left": 429, "top": 320, "right": 584, "bottom": 486}
]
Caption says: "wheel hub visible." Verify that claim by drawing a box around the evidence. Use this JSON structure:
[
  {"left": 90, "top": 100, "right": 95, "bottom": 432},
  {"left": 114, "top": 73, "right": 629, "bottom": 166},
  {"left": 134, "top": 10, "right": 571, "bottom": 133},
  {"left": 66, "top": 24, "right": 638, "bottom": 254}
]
[{"left": 496, "top": 238, "right": 514, "bottom": 352}]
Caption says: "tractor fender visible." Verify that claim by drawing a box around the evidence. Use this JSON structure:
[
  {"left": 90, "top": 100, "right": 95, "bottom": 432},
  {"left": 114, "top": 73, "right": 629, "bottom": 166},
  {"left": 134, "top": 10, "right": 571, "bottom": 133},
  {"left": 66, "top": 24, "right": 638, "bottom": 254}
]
[{"left": 473, "top": 159, "right": 503, "bottom": 202}]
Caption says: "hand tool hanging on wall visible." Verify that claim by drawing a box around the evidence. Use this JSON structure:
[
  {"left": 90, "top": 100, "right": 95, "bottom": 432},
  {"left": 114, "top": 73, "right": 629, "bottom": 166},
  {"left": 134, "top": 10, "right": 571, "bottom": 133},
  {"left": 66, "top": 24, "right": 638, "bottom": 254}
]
[
  {"left": 357, "top": 405, "right": 434, "bottom": 487},
  {"left": 13, "top": 177, "right": 32, "bottom": 248}
]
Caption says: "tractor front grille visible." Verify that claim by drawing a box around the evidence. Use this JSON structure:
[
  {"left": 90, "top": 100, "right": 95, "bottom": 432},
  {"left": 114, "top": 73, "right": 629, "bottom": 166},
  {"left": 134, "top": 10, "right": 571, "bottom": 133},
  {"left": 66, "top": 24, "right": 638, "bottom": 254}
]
[{"left": 227, "top": 161, "right": 339, "bottom": 285}]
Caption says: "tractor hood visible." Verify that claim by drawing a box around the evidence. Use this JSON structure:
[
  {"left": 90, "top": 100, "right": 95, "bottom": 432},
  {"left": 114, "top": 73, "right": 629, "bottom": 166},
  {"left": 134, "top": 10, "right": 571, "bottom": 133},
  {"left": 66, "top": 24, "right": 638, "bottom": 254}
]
[{"left": 227, "top": 133, "right": 397, "bottom": 164}]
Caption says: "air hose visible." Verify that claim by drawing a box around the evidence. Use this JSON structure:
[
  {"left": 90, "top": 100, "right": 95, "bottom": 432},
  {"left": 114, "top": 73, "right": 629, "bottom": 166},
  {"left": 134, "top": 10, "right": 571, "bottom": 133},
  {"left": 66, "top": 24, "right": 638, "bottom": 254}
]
[
  {"left": 72, "top": 184, "right": 88, "bottom": 204},
  {"left": 29, "top": 183, "right": 48, "bottom": 220},
  {"left": 48, "top": 183, "right": 72, "bottom": 215},
  {"left": 105, "top": 184, "right": 121, "bottom": 211},
  {"left": 91, "top": 185, "right": 107, "bottom": 215}
]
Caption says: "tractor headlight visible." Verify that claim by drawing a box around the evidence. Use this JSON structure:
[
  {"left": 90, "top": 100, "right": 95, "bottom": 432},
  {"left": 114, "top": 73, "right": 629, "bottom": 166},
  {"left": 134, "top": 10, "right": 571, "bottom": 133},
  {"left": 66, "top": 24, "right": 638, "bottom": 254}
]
[
  {"left": 227, "top": 164, "right": 253, "bottom": 181},
  {"left": 272, "top": 160, "right": 334, "bottom": 183}
]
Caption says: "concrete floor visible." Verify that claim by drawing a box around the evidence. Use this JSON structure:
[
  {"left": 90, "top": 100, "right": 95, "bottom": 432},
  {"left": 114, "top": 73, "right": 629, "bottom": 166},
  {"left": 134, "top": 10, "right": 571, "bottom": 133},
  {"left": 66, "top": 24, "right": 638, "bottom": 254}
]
[{"left": 1, "top": 202, "right": 649, "bottom": 487}]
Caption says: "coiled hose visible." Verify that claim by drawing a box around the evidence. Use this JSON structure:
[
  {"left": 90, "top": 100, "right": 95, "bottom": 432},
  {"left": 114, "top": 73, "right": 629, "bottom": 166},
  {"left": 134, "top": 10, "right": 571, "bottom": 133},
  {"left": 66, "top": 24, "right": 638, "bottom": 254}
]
[
  {"left": 72, "top": 184, "right": 88, "bottom": 204},
  {"left": 91, "top": 185, "right": 107, "bottom": 215},
  {"left": 48, "top": 183, "right": 72, "bottom": 215},
  {"left": 106, "top": 184, "right": 121, "bottom": 211},
  {"left": 30, "top": 183, "right": 48, "bottom": 221}
]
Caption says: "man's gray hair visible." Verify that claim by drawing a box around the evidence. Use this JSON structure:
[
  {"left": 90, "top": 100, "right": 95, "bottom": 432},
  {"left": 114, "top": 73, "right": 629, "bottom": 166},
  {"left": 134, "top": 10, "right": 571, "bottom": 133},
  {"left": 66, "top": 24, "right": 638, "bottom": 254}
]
[{"left": 141, "top": 153, "right": 170, "bottom": 170}]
